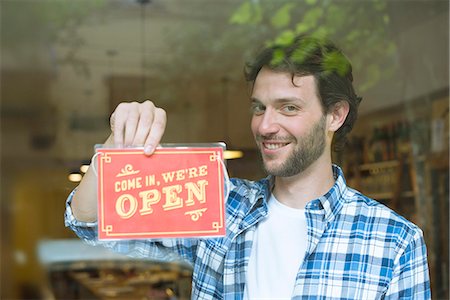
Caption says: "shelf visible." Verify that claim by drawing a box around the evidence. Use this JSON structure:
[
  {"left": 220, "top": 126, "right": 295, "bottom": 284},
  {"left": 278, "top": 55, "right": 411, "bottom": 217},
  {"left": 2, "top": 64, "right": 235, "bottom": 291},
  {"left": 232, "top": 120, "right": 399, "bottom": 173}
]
[
  {"left": 366, "top": 191, "right": 415, "bottom": 200},
  {"left": 359, "top": 160, "right": 399, "bottom": 171},
  {"left": 359, "top": 155, "right": 427, "bottom": 171}
]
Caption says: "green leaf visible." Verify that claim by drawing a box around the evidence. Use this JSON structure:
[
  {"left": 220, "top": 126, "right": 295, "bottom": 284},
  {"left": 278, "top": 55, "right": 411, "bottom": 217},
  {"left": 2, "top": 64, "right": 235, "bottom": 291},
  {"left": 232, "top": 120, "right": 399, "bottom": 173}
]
[
  {"left": 305, "top": 0, "right": 317, "bottom": 5},
  {"left": 291, "top": 37, "right": 320, "bottom": 64},
  {"left": 273, "top": 30, "right": 296, "bottom": 47},
  {"left": 323, "top": 51, "right": 351, "bottom": 76},
  {"left": 230, "top": 1, "right": 262, "bottom": 25},
  {"left": 295, "top": 22, "right": 311, "bottom": 35},
  {"left": 311, "top": 27, "right": 329, "bottom": 41},
  {"left": 271, "top": 3, "right": 295, "bottom": 29},
  {"left": 302, "top": 7, "right": 323, "bottom": 27},
  {"left": 270, "top": 49, "right": 286, "bottom": 66}
]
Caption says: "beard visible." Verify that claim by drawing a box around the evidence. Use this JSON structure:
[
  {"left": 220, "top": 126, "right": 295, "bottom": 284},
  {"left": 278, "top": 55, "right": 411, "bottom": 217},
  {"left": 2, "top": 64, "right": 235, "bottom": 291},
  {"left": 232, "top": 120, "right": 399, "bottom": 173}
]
[{"left": 257, "top": 116, "right": 327, "bottom": 177}]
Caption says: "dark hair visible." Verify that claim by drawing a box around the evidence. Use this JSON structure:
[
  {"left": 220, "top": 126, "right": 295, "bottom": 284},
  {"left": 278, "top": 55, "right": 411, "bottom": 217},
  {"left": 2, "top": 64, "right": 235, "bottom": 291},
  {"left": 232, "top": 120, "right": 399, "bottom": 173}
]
[{"left": 244, "top": 34, "right": 362, "bottom": 151}]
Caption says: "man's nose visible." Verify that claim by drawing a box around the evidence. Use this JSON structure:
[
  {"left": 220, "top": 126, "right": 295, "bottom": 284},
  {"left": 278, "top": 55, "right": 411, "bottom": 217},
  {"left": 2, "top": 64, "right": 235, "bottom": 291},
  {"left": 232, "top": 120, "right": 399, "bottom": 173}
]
[{"left": 257, "top": 108, "right": 280, "bottom": 135}]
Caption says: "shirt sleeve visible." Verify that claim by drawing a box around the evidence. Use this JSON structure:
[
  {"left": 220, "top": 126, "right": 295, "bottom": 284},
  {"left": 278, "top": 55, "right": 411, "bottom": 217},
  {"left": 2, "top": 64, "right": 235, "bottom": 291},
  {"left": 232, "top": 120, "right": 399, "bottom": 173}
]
[
  {"left": 64, "top": 189, "right": 198, "bottom": 266},
  {"left": 384, "top": 228, "right": 431, "bottom": 299},
  {"left": 64, "top": 189, "right": 98, "bottom": 239}
]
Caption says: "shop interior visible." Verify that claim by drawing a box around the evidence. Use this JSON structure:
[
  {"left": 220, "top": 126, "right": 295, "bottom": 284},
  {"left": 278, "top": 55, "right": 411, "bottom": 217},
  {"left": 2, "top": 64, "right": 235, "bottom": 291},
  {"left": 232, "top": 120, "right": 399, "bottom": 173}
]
[{"left": 1, "top": 0, "right": 448, "bottom": 299}]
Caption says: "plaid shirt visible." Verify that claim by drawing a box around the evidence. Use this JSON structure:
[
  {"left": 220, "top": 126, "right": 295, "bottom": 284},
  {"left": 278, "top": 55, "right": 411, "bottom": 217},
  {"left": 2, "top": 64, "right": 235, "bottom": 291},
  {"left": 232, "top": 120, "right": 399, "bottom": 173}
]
[{"left": 65, "top": 165, "right": 431, "bottom": 299}]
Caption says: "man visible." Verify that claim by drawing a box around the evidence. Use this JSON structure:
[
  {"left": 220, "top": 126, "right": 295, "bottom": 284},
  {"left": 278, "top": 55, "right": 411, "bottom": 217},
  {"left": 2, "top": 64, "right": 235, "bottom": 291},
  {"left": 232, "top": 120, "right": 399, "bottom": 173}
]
[{"left": 65, "top": 35, "right": 431, "bottom": 299}]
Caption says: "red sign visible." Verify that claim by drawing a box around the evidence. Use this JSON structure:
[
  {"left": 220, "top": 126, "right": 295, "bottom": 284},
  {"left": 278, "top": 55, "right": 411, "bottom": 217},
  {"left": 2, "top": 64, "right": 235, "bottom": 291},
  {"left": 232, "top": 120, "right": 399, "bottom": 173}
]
[{"left": 96, "top": 146, "right": 225, "bottom": 240}]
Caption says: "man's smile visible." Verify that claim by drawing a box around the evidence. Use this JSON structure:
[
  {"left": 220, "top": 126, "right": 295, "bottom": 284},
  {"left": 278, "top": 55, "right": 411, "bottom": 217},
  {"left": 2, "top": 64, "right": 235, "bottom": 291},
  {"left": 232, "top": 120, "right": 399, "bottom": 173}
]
[{"left": 262, "top": 141, "right": 290, "bottom": 150}]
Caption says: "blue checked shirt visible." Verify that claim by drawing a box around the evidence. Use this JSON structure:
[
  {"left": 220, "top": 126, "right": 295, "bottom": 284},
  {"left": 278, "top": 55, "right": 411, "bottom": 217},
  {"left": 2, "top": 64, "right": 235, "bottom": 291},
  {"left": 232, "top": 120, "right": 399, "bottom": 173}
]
[{"left": 65, "top": 165, "right": 431, "bottom": 299}]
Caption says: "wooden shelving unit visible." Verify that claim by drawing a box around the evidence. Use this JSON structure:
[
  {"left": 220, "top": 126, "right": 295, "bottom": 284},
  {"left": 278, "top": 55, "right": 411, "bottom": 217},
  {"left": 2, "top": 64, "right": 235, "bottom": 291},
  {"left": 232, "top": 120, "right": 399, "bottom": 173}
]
[
  {"left": 342, "top": 93, "right": 449, "bottom": 298},
  {"left": 350, "top": 154, "right": 419, "bottom": 215}
]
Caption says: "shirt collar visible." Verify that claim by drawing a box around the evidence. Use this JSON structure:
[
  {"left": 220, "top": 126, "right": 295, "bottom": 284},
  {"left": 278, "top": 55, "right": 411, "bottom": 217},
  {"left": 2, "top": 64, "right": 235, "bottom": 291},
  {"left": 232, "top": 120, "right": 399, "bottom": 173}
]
[
  {"left": 311, "top": 164, "right": 348, "bottom": 224},
  {"left": 253, "top": 164, "right": 348, "bottom": 223}
]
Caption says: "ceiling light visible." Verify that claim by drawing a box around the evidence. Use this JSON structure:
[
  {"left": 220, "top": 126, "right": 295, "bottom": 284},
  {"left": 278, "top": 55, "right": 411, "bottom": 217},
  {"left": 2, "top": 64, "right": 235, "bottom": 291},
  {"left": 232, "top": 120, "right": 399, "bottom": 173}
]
[
  {"left": 80, "top": 161, "right": 90, "bottom": 173},
  {"left": 224, "top": 150, "right": 244, "bottom": 160},
  {"left": 68, "top": 172, "right": 83, "bottom": 183}
]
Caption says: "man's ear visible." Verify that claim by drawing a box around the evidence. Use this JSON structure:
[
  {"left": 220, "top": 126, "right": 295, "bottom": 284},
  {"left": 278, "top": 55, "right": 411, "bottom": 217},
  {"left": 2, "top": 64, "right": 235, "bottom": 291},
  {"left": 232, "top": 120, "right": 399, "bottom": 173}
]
[{"left": 327, "top": 101, "right": 350, "bottom": 133}]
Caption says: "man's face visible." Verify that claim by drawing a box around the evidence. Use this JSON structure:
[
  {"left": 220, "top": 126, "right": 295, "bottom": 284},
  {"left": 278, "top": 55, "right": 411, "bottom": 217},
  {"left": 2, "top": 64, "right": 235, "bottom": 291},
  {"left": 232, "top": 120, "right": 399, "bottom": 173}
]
[{"left": 250, "top": 67, "right": 329, "bottom": 177}]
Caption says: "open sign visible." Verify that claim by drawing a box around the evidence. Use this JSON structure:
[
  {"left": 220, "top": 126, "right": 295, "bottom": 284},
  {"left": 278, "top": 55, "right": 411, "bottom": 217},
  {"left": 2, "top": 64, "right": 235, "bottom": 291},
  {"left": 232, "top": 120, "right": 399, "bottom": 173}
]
[{"left": 96, "top": 146, "right": 226, "bottom": 240}]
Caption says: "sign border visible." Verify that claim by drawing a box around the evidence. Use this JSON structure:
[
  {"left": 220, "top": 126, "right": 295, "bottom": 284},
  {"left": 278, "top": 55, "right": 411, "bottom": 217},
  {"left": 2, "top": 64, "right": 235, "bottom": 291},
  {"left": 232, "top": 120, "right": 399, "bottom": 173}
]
[{"left": 97, "top": 148, "right": 225, "bottom": 239}]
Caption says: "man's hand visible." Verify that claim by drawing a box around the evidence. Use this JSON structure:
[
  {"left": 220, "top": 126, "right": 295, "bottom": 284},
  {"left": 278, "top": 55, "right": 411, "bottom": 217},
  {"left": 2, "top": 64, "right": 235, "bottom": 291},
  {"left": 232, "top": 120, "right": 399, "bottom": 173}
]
[
  {"left": 71, "top": 100, "right": 167, "bottom": 222},
  {"left": 108, "top": 100, "right": 167, "bottom": 155}
]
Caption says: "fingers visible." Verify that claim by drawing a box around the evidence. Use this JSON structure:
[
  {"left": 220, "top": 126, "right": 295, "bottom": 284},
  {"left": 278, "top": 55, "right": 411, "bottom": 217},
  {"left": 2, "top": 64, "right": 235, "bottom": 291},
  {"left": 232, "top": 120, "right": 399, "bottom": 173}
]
[
  {"left": 111, "top": 104, "right": 126, "bottom": 148},
  {"left": 124, "top": 102, "right": 140, "bottom": 146},
  {"left": 144, "top": 107, "right": 166, "bottom": 155},
  {"left": 109, "top": 100, "right": 166, "bottom": 154},
  {"left": 134, "top": 101, "right": 155, "bottom": 146}
]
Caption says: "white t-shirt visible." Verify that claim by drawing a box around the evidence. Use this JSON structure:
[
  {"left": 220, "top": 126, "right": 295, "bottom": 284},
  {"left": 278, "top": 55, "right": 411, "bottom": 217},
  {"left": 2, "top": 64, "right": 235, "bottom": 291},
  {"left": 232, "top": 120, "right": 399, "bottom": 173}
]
[{"left": 244, "top": 194, "right": 308, "bottom": 300}]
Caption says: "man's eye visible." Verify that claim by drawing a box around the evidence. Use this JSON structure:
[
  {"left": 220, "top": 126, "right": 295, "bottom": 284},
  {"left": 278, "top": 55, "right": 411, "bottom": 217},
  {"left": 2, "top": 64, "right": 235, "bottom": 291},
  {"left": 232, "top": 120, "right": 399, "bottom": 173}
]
[
  {"left": 251, "top": 104, "right": 265, "bottom": 115},
  {"left": 281, "top": 105, "right": 298, "bottom": 113}
]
